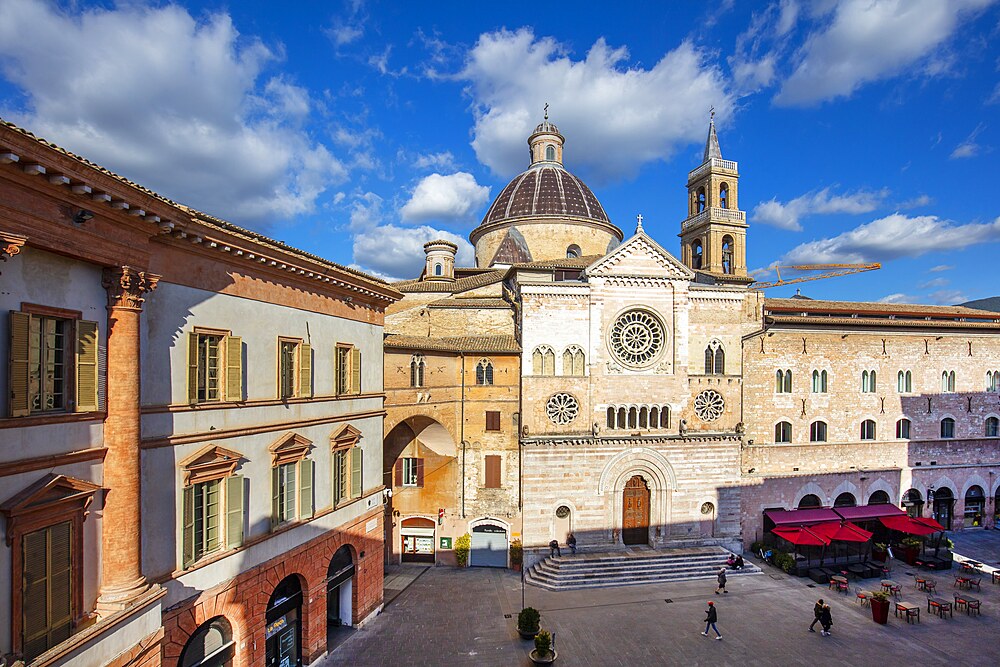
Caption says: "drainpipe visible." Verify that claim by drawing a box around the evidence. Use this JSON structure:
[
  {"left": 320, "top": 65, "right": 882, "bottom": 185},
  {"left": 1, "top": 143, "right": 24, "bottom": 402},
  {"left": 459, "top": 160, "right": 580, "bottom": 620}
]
[{"left": 460, "top": 351, "right": 466, "bottom": 518}]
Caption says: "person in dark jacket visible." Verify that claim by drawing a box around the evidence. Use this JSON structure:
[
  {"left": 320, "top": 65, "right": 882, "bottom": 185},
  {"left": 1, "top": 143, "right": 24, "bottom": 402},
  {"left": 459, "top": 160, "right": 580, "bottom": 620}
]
[
  {"left": 715, "top": 567, "right": 728, "bottom": 594},
  {"left": 734, "top": 554, "right": 745, "bottom": 570},
  {"left": 701, "top": 601, "right": 722, "bottom": 639},
  {"left": 548, "top": 539, "right": 561, "bottom": 557},
  {"left": 808, "top": 598, "right": 824, "bottom": 632},
  {"left": 567, "top": 533, "right": 577, "bottom": 555},
  {"left": 819, "top": 604, "right": 833, "bottom": 636}
]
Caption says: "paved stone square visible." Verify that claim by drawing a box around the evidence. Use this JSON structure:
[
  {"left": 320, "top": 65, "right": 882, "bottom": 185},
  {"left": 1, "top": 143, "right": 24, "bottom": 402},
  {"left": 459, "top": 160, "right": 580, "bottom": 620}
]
[{"left": 322, "top": 536, "right": 1000, "bottom": 667}]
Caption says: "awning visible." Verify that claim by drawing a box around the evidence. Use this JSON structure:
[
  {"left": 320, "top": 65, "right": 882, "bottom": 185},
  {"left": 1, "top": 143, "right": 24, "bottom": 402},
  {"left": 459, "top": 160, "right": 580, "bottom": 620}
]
[
  {"left": 879, "top": 515, "right": 944, "bottom": 535},
  {"left": 771, "top": 525, "right": 831, "bottom": 546},
  {"left": 812, "top": 521, "right": 873, "bottom": 543},
  {"left": 833, "top": 505, "right": 906, "bottom": 522},
  {"left": 765, "top": 508, "right": 840, "bottom": 526}
]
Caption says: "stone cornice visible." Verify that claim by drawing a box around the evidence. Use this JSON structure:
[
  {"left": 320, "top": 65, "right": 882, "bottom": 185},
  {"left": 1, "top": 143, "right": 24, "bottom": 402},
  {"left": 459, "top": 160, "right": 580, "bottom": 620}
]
[{"left": 522, "top": 433, "right": 742, "bottom": 447}]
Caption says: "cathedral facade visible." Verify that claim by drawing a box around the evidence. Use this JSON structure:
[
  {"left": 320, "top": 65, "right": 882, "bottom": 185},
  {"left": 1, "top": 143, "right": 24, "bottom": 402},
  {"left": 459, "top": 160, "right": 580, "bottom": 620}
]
[{"left": 384, "top": 114, "right": 1000, "bottom": 567}]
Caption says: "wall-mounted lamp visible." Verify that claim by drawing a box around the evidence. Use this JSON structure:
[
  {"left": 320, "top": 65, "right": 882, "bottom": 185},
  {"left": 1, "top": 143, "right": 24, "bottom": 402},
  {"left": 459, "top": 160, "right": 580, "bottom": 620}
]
[{"left": 73, "top": 209, "right": 94, "bottom": 224}]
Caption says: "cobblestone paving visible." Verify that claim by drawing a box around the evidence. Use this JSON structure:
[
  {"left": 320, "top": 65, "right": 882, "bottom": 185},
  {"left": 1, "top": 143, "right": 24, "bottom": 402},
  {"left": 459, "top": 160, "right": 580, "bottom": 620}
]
[{"left": 320, "top": 545, "right": 1000, "bottom": 667}]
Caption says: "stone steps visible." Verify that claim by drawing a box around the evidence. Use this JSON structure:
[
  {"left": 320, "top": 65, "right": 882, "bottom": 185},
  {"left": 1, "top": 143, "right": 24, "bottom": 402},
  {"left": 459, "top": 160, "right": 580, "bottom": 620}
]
[{"left": 525, "top": 546, "right": 762, "bottom": 591}]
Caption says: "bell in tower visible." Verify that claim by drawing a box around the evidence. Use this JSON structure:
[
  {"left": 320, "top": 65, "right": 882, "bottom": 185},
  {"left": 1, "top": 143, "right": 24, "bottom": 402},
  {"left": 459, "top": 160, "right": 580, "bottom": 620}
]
[{"left": 678, "top": 110, "right": 748, "bottom": 278}]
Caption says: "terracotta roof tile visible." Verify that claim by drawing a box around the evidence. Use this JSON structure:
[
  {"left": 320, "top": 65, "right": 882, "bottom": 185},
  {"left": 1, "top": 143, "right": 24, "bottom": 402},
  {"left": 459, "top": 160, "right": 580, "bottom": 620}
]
[
  {"left": 384, "top": 334, "right": 520, "bottom": 353},
  {"left": 394, "top": 269, "right": 507, "bottom": 293},
  {"left": 765, "top": 314, "right": 1000, "bottom": 330},
  {"left": 427, "top": 297, "right": 510, "bottom": 309},
  {"left": 765, "top": 297, "right": 1000, "bottom": 320}
]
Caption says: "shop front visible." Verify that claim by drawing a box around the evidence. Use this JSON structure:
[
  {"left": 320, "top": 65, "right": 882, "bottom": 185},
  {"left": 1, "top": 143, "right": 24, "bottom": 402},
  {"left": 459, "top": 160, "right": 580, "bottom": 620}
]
[
  {"left": 266, "top": 576, "right": 303, "bottom": 667},
  {"left": 401, "top": 517, "right": 436, "bottom": 563}
]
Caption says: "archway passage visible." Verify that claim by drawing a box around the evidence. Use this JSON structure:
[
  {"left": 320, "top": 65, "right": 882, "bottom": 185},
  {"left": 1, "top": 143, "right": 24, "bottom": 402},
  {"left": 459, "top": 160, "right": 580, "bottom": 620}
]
[
  {"left": 798, "top": 494, "right": 822, "bottom": 509},
  {"left": 180, "top": 616, "right": 234, "bottom": 667},
  {"left": 964, "top": 486, "right": 985, "bottom": 527},
  {"left": 470, "top": 523, "right": 508, "bottom": 568},
  {"left": 932, "top": 487, "right": 954, "bottom": 531},
  {"left": 266, "top": 575, "right": 303, "bottom": 667},
  {"left": 622, "top": 475, "right": 650, "bottom": 545},
  {"left": 902, "top": 488, "right": 924, "bottom": 518},
  {"left": 326, "top": 545, "right": 355, "bottom": 652}
]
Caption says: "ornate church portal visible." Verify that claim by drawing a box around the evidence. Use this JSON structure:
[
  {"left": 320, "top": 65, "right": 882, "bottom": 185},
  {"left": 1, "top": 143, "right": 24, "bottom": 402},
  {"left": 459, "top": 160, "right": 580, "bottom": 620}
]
[{"left": 622, "top": 476, "right": 651, "bottom": 545}]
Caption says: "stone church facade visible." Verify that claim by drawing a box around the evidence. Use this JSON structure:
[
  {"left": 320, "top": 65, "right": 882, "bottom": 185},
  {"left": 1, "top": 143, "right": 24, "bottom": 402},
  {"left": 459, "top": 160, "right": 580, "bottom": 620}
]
[{"left": 384, "top": 112, "right": 1000, "bottom": 567}]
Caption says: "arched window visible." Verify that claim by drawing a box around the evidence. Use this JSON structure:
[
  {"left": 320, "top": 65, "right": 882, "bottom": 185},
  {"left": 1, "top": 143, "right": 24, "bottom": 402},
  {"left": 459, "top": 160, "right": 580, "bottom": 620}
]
[
  {"left": 988, "top": 370, "right": 1000, "bottom": 392},
  {"left": 809, "top": 421, "right": 827, "bottom": 442},
  {"left": 902, "top": 488, "right": 923, "bottom": 518},
  {"left": 719, "top": 183, "right": 729, "bottom": 209},
  {"left": 721, "top": 236, "right": 734, "bottom": 275},
  {"left": 897, "top": 370, "right": 912, "bottom": 393},
  {"left": 409, "top": 354, "right": 425, "bottom": 388},
  {"left": 941, "top": 370, "right": 956, "bottom": 392},
  {"left": 563, "top": 346, "right": 585, "bottom": 376},
  {"left": 532, "top": 346, "right": 555, "bottom": 376},
  {"left": 545, "top": 145, "right": 555, "bottom": 161},
  {"left": 476, "top": 359, "right": 493, "bottom": 385},
  {"left": 896, "top": 418, "right": 911, "bottom": 439},
  {"left": 860, "top": 419, "right": 877, "bottom": 440},
  {"left": 566, "top": 243, "right": 581, "bottom": 259},
  {"left": 692, "top": 241, "right": 703, "bottom": 270},
  {"left": 834, "top": 492, "right": 857, "bottom": 508},
  {"left": 868, "top": 490, "right": 890, "bottom": 505},
  {"left": 650, "top": 406, "right": 659, "bottom": 428},
  {"left": 811, "top": 370, "right": 828, "bottom": 393},
  {"left": 986, "top": 417, "right": 999, "bottom": 437},
  {"left": 774, "top": 421, "right": 792, "bottom": 443},
  {"left": 861, "top": 370, "right": 877, "bottom": 393},
  {"left": 798, "top": 494, "right": 822, "bottom": 509},
  {"left": 704, "top": 340, "right": 724, "bottom": 375},
  {"left": 628, "top": 407, "right": 638, "bottom": 429},
  {"left": 434, "top": 263, "right": 442, "bottom": 276},
  {"left": 659, "top": 406, "right": 671, "bottom": 428},
  {"left": 776, "top": 369, "right": 792, "bottom": 393},
  {"left": 639, "top": 407, "right": 648, "bottom": 428},
  {"left": 607, "top": 407, "right": 615, "bottom": 429},
  {"left": 180, "top": 616, "right": 235, "bottom": 667},
  {"left": 617, "top": 407, "right": 626, "bottom": 429},
  {"left": 940, "top": 417, "right": 955, "bottom": 438},
  {"left": 697, "top": 187, "right": 706, "bottom": 213}
]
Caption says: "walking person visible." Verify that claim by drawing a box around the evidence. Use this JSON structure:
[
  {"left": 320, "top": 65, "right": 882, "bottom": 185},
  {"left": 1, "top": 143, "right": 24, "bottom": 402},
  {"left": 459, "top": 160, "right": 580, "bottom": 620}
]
[
  {"left": 808, "top": 598, "right": 824, "bottom": 632},
  {"left": 819, "top": 603, "right": 833, "bottom": 636},
  {"left": 715, "top": 567, "right": 728, "bottom": 594},
  {"left": 700, "top": 601, "right": 722, "bottom": 640}
]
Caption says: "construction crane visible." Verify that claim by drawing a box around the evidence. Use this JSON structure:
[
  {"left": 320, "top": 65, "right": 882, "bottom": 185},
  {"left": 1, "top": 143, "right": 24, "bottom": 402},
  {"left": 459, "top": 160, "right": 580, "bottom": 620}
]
[{"left": 751, "top": 263, "right": 881, "bottom": 290}]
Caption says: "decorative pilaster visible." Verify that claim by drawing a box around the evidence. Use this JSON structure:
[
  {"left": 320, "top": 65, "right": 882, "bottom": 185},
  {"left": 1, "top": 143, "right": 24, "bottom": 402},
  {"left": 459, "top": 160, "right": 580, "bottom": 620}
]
[
  {"left": 97, "top": 266, "right": 159, "bottom": 613},
  {"left": 0, "top": 231, "right": 27, "bottom": 273}
]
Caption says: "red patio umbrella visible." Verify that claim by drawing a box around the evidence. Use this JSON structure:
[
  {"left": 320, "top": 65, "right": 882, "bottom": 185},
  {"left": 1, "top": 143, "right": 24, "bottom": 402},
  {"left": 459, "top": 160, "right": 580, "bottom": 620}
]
[
  {"left": 913, "top": 516, "right": 946, "bottom": 532},
  {"left": 812, "top": 521, "right": 873, "bottom": 543},
  {"left": 879, "top": 515, "right": 940, "bottom": 536},
  {"left": 771, "top": 525, "right": 831, "bottom": 546}
]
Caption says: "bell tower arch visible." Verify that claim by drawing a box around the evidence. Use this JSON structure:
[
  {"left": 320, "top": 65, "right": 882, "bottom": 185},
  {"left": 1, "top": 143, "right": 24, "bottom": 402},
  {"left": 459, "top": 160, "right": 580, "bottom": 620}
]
[{"left": 679, "top": 111, "right": 748, "bottom": 277}]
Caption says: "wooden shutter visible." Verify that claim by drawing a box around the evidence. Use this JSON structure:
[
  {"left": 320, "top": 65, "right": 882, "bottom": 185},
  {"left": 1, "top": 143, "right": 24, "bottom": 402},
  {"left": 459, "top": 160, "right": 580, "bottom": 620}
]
[
  {"left": 415, "top": 458, "right": 425, "bottom": 488},
  {"left": 351, "top": 347, "right": 362, "bottom": 394},
  {"left": 485, "top": 455, "right": 501, "bottom": 488},
  {"left": 182, "top": 485, "right": 195, "bottom": 568},
  {"left": 394, "top": 459, "right": 403, "bottom": 487},
  {"left": 22, "top": 522, "right": 72, "bottom": 660},
  {"left": 299, "top": 459, "right": 314, "bottom": 519},
  {"left": 486, "top": 411, "right": 500, "bottom": 432},
  {"left": 299, "top": 343, "right": 312, "bottom": 398},
  {"left": 350, "top": 447, "right": 362, "bottom": 499},
  {"left": 271, "top": 466, "right": 280, "bottom": 528},
  {"left": 187, "top": 331, "right": 200, "bottom": 403},
  {"left": 333, "top": 345, "right": 340, "bottom": 395},
  {"left": 225, "top": 336, "right": 242, "bottom": 401},
  {"left": 9, "top": 311, "right": 32, "bottom": 416},
  {"left": 225, "top": 475, "right": 244, "bottom": 549},
  {"left": 47, "top": 522, "right": 73, "bottom": 644},
  {"left": 75, "top": 320, "right": 99, "bottom": 412}
]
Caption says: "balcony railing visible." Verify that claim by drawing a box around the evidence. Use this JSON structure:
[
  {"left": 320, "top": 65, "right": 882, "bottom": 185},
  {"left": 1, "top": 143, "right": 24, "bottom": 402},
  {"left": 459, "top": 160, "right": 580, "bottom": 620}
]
[
  {"left": 682, "top": 207, "right": 746, "bottom": 230},
  {"left": 688, "top": 157, "right": 739, "bottom": 180}
]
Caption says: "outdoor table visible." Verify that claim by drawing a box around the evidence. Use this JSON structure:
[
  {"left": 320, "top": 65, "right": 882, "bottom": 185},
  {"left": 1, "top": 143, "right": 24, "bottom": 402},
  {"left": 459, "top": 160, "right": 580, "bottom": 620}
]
[
  {"left": 953, "top": 593, "right": 980, "bottom": 616},
  {"left": 955, "top": 576, "right": 971, "bottom": 589},
  {"left": 881, "top": 580, "right": 901, "bottom": 597},
  {"left": 895, "top": 602, "right": 920, "bottom": 623},
  {"left": 847, "top": 564, "right": 866, "bottom": 578},
  {"left": 927, "top": 597, "right": 953, "bottom": 618},
  {"left": 830, "top": 575, "right": 848, "bottom": 592}
]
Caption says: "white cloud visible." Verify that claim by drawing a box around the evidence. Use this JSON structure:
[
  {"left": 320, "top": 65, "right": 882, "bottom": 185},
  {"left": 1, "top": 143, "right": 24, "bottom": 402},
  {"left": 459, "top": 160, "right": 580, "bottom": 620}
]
[
  {"left": 878, "top": 293, "right": 912, "bottom": 304},
  {"left": 353, "top": 224, "right": 475, "bottom": 280},
  {"left": 950, "top": 123, "right": 988, "bottom": 159},
  {"left": 782, "top": 213, "right": 1000, "bottom": 264},
  {"left": 900, "top": 194, "right": 933, "bottom": 209},
  {"left": 775, "top": 0, "right": 995, "bottom": 106},
  {"left": 0, "top": 0, "right": 348, "bottom": 226},
  {"left": 918, "top": 277, "right": 949, "bottom": 289},
  {"left": 752, "top": 187, "right": 888, "bottom": 231},
  {"left": 927, "top": 289, "right": 968, "bottom": 305},
  {"left": 413, "top": 151, "right": 457, "bottom": 171},
  {"left": 928, "top": 264, "right": 953, "bottom": 272},
  {"left": 400, "top": 172, "right": 491, "bottom": 225},
  {"left": 459, "top": 29, "right": 733, "bottom": 181}
]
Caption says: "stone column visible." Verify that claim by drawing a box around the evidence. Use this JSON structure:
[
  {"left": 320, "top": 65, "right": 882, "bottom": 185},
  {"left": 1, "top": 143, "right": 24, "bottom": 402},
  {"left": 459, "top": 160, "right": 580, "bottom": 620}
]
[{"left": 97, "top": 265, "right": 159, "bottom": 612}]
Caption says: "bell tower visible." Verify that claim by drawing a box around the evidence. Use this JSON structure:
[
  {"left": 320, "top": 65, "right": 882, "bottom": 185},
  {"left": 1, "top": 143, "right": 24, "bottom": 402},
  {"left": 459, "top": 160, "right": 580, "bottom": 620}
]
[{"left": 678, "top": 112, "right": 747, "bottom": 277}]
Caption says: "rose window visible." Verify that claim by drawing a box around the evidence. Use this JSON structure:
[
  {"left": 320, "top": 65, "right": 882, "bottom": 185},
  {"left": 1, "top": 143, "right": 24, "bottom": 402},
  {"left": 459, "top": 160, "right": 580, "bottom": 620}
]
[
  {"left": 610, "top": 310, "right": 664, "bottom": 367},
  {"left": 546, "top": 393, "right": 579, "bottom": 425},
  {"left": 694, "top": 389, "right": 725, "bottom": 422}
]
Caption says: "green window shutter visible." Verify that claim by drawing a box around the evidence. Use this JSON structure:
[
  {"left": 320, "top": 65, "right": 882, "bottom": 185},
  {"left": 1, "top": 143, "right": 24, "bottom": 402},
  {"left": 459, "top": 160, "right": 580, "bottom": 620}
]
[
  {"left": 333, "top": 346, "right": 340, "bottom": 395},
  {"left": 47, "top": 522, "right": 73, "bottom": 647},
  {"left": 226, "top": 475, "right": 244, "bottom": 549},
  {"left": 299, "top": 343, "right": 312, "bottom": 398},
  {"left": 351, "top": 347, "right": 362, "bottom": 394},
  {"left": 299, "top": 459, "right": 314, "bottom": 519},
  {"left": 182, "top": 485, "right": 195, "bottom": 569},
  {"left": 9, "top": 311, "right": 32, "bottom": 417},
  {"left": 271, "top": 466, "right": 280, "bottom": 529},
  {"left": 225, "top": 336, "right": 242, "bottom": 401},
  {"left": 187, "top": 332, "right": 200, "bottom": 403},
  {"left": 75, "top": 320, "right": 99, "bottom": 412},
  {"left": 350, "top": 446, "right": 363, "bottom": 499}
]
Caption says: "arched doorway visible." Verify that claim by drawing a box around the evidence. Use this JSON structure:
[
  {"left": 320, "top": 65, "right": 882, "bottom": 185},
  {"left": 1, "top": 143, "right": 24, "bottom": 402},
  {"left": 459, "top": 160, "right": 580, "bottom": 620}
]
[
  {"left": 554, "top": 505, "right": 572, "bottom": 544},
  {"left": 932, "top": 487, "right": 954, "bottom": 530},
  {"left": 964, "top": 486, "right": 985, "bottom": 527},
  {"left": 401, "top": 517, "right": 436, "bottom": 563},
  {"left": 867, "top": 490, "right": 890, "bottom": 505},
  {"left": 265, "top": 575, "right": 303, "bottom": 667},
  {"left": 180, "top": 616, "right": 234, "bottom": 667},
  {"left": 798, "top": 494, "right": 822, "bottom": 509},
  {"left": 622, "top": 475, "right": 650, "bottom": 545},
  {"left": 326, "top": 546, "right": 354, "bottom": 651},
  {"left": 470, "top": 522, "right": 508, "bottom": 568},
  {"left": 834, "top": 493, "right": 857, "bottom": 508},
  {"left": 902, "top": 488, "right": 923, "bottom": 518}
]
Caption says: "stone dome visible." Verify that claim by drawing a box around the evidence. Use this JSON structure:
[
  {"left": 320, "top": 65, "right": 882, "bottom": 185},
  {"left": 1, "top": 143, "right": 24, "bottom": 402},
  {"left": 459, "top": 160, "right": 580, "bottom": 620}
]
[{"left": 480, "top": 164, "right": 610, "bottom": 227}]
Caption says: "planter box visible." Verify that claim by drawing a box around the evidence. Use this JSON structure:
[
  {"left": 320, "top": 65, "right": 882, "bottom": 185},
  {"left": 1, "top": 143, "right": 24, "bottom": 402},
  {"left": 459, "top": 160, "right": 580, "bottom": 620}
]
[
  {"left": 899, "top": 546, "right": 919, "bottom": 565},
  {"left": 872, "top": 551, "right": 887, "bottom": 563},
  {"left": 871, "top": 598, "right": 890, "bottom": 625}
]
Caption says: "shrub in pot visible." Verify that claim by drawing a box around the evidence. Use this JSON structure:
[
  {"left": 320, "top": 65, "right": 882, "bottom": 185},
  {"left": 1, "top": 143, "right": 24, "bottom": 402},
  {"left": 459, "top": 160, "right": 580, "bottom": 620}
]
[
  {"left": 869, "top": 590, "right": 891, "bottom": 625},
  {"left": 872, "top": 542, "right": 888, "bottom": 562},
  {"left": 530, "top": 629, "right": 557, "bottom": 664},
  {"left": 510, "top": 539, "right": 523, "bottom": 571},
  {"left": 455, "top": 533, "right": 471, "bottom": 567},
  {"left": 517, "top": 607, "right": 540, "bottom": 640}
]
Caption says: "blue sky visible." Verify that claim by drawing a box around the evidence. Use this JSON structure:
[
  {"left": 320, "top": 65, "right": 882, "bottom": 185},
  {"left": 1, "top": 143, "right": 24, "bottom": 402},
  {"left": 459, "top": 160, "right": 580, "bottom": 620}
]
[{"left": 0, "top": 0, "right": 997, "bottom": 304}]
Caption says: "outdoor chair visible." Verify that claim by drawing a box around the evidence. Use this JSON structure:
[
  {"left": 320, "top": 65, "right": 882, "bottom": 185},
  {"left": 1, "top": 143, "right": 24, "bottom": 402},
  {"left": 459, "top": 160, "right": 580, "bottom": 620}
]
[
  {"left": 924, "top": 579, "right": 937, "bottom": 594},
  {"left": 969, "top": 577, "right": 982, "bottom": 591},
  {"left": 855, "top": 588, "right": 870, "bottom": 606}
]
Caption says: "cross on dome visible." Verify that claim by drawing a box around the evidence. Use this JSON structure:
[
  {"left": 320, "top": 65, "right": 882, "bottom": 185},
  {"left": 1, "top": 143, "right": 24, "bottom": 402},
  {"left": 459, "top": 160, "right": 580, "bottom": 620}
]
[{"left": 636, "top": 213, "right": 644, "bottom": 232}]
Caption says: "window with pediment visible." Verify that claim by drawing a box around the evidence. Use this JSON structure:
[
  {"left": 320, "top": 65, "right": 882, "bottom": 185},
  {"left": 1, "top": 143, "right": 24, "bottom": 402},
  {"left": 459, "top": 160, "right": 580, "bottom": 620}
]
[
  {"left": 179, "top": 445, "right": 245, "bottom": 569},
  {"left": 269, "top": 433, "right": 315, "bottom": 528}
]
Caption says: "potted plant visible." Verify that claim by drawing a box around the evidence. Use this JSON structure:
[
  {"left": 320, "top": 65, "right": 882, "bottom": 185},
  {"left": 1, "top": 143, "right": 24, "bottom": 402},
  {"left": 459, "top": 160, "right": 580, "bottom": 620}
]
[
  {"left": 530, "top": 629, "right": 557, "bottom": 664},
  {"left": 899, "top": 536, "right": 922, "bottom": 565},
  {"left": 510, "top": 539, "right": 523, "bottom": 572},
  {"left": 872, "top": 542, "right": 888, "bottom": 562},
  {"left": 869, "top": 590, "right": 891, "bottom": 624},
  {"left": 455, "top": 533, "right": 471, "bottom": 568},
  {"left": 517, "top": 607, "right": 540, "bottom": 640}
]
